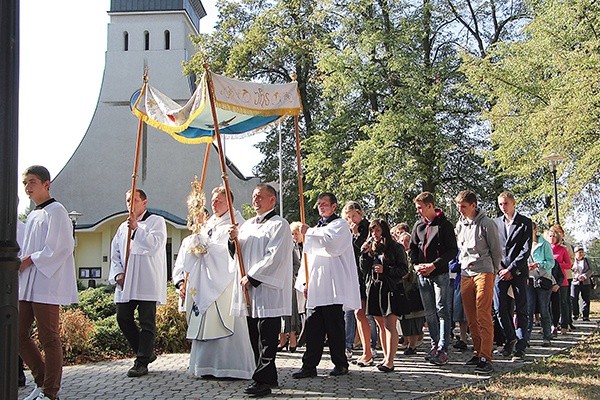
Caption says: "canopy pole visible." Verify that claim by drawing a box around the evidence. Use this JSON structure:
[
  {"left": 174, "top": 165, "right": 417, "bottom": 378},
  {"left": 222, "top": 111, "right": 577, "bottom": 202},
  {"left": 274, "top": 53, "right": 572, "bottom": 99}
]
[
  {"left": 123, "top": 68, "right": 148, "bottom": 284},
  {"left": 278, "top": 122, "right": 283, "bottom": 216},
  {"left": 292, "top": 113, "right": 309, "bottom": 288},
  {"left": 203, "top": 65, "right": 250, "bottom": 308}
]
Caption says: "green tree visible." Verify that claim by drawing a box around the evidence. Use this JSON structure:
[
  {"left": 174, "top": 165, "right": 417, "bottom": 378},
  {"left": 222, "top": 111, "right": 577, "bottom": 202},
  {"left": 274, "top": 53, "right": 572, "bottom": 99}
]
[{"left": 461, "top": 0, "right": 600, "bottom": 236}]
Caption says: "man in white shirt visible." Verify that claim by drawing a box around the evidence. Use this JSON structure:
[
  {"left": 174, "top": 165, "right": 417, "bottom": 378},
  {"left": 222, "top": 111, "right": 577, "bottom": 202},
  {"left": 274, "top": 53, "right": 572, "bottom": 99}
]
[
  {"left": 19, "top": 165, "right": 79, "bottom": 400},
  {"left": 109, "top": 189, "right": 167, "bottom": 377},
  {"left": 228, "top": 184, "right": 293, "bottom": 397},
  {"left": 292, "top": 192, "right": 361, "bottom": 379}
]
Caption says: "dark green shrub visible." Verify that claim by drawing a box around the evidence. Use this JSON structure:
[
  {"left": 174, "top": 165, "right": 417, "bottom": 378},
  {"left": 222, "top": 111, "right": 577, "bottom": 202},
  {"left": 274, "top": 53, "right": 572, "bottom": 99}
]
[
  {"left": 74, "top": 286, "right": 116, "bottom": 321},
  {"left": 90, "top": 315, "right": 130, "bottom": 357}
]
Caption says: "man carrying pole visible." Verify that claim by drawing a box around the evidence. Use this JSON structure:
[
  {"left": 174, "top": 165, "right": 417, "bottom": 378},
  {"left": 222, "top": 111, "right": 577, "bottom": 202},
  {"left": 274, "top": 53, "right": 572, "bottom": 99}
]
[
  {"left": 109, "top": 189, "right": 167, "bottom": 377},
  {"left": 228, "top": 183, "right": 293, "bottom": 398}
]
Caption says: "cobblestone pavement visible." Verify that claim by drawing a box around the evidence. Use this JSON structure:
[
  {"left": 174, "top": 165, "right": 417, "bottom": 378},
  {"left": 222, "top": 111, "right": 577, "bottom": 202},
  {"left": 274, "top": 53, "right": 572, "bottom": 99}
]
[{"left": 17, "top": 319, "right": 599, "bottom": 399}]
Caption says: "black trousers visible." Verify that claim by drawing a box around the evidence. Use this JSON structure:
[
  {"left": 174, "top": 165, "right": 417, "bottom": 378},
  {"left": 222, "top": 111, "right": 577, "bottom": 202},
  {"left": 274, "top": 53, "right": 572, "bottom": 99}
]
[
  {"left": 247, "top": 316, "right": 280, "bottom": 386},
  {"left": 302, "top": 304, "right": 348, "bottom": 370},
  {"left": 116, "top": 300, "right": 157, "bottom": 366}
]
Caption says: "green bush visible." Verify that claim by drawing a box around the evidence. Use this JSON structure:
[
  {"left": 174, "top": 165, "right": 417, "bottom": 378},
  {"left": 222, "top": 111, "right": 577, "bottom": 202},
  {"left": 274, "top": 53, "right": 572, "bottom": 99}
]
[
  {"left": 74, "top": 286, "right": 116, "bottom": 321},
  {"left": 90, "top": 315, "right": 131, "bottom": 357}
]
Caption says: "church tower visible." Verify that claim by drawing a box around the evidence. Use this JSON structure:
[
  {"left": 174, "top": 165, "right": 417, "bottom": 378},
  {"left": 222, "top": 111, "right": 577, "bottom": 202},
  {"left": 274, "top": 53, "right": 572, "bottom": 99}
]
[{"left": 51, "top": 1, "right": 259, "bottom": 284}]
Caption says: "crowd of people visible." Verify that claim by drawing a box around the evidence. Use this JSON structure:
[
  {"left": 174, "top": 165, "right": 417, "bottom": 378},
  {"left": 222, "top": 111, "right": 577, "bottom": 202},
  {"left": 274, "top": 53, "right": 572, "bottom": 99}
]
[{"left": 16, "top": 164, "right": 596, "bottom": 399}]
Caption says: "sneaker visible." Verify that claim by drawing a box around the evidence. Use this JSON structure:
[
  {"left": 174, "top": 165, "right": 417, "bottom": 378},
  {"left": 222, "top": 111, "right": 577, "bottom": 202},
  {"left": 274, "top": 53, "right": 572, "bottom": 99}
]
[
  {"left": 551, "top": 326, "right": 558, "bottom": 337},
  {"left": 127, "top": 363, "right": 149, "bottom": 377},
  {"left": 430, "top": 350, "right": 448, "bottom": 365},
  {"left": 453, "top": 340, "right": 468, "bottom": 351},
  {"left": 345, "top": 348, "right": 353, "bottom": 361},
  {"left": 501, "top": 339, "right": 517, "bottom": 357},
  {"left": 512, "top": 349, "right": 525, "bottom": 361},
  {"left": 465, "top": 355, "right": 480, "bottom": 366},
  {"left": 24, "top": 386, "right": 42, "bottom": 400},
  {"left": 474, "top": 358, "right": 494, "bottom": 373},
  {"left": 424, "top": 346, "right": 437, "bottom": 361},
  {"left": 542, "top": 339, "right": 551, "bottom": 347}
]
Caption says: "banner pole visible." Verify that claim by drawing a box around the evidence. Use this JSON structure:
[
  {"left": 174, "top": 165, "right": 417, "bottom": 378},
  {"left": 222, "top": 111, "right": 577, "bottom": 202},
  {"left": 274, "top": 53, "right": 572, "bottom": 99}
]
[
  {"left": 123, "top": 68, "right": 148, "bottom": 283},
  {"left": 203, "top": 65, "right": 250, "bottom": 308}
]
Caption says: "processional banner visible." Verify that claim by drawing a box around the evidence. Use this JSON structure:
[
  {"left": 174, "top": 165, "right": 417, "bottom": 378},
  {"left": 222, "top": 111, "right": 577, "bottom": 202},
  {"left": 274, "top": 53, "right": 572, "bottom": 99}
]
[{"left": 131, "top": 71, "right": 302, "bottom": 143}]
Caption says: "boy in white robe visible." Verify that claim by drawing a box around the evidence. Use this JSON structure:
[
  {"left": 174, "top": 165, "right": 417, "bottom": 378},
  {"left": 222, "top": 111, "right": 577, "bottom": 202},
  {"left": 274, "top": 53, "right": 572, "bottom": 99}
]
[
  {"left": 229, "top": 184, "right": 293, "bottom": 398},
  {"left": 292, "top": 192, "right": 361, "bottom": 379},
  {"left": 19, "top": 165, "right": 79, "bottom": 400},
  {"left": 109, "top": 189, "right": 167, "bottom": 378},
  {"left": 172, "top": 185, "right": 255, "bottom": 379}
]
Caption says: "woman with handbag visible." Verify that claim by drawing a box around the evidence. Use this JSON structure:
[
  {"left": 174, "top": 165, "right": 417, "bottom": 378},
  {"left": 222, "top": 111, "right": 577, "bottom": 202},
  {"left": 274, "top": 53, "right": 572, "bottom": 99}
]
[
  {"left": 526, "top": 222, "right": 555, "bottom": 347},
  {"left": 360, "top": 219, "right": 409, "bottom": 372}
]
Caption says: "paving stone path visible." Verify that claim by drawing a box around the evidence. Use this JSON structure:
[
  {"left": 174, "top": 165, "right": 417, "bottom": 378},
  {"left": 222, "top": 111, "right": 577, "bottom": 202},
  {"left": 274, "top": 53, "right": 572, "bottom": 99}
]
[{"left": 17, "top": 319, "right": 599, "bottom": 399}]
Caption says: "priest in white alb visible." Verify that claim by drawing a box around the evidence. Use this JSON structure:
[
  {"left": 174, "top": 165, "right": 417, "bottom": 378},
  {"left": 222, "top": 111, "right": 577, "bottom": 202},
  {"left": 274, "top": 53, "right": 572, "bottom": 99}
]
[{"left": 173, "top": 184, "right": 255, "bottom": 379}]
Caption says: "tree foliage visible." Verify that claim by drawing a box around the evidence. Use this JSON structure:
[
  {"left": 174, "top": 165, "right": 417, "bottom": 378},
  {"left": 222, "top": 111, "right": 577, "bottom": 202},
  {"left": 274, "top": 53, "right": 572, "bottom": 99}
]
[{"left": 460, "top": 0, "right": 600, "bottom": 239}]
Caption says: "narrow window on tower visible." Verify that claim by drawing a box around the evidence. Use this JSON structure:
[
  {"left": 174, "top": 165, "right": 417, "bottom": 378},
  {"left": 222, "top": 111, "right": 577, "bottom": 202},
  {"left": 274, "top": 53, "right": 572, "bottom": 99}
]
[
  {"left": 123, "top": 32, "right": 129, "bottom": 51},
  {"left": 144, "top": 31, "right": 150, "bottom": 51},
  {"left": 164, "top": 30, "right": 170, "bottom": 50}
]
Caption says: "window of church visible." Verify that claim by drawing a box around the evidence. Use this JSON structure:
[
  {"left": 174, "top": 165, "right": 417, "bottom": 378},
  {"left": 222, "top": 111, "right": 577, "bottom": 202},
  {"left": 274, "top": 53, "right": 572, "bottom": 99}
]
[
  {"left": 123, "top": 32, "right": 129, "bottom": 51},
  {"left": 144, "top": 31, "right": 150, "bottom": 51},
  {"left": 164, "top": 30, "right": 170, "bottom": 50}
]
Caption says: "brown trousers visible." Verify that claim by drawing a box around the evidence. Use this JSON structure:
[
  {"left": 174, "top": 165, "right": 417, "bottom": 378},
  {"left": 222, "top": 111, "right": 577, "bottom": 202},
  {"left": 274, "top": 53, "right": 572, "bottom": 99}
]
[{"left": 19, "top": 301, "right": 62, "bottom": 399}]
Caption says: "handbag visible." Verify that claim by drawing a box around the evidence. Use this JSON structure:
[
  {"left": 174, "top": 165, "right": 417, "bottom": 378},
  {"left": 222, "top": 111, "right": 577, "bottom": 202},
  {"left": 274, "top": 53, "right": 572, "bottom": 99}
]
[{"left": 535, "top": 276, "right": 553, "bottom": 291}]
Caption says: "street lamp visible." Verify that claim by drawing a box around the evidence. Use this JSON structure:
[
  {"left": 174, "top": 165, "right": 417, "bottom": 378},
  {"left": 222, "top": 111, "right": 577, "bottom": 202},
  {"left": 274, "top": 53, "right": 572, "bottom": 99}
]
[
  {"left": 68, "top": 210, "right": 82, "bottom": 243},
  {"left": 542, "top": 154, "right": 564, "bottom": 225}
]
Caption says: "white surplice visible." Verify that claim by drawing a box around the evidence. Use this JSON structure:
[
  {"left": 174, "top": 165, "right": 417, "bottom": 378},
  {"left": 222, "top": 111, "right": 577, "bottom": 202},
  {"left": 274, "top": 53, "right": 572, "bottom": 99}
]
[
  {"left": 295, "top": 218, "right": 361, "bottom": 311},
  {"left": 19, "top": 201, "right": 78, "bottom": 305},
  {"left": 231, "top": 214, "right": 294, "bottom": 319},
  {"left": 109, "top": 212, "right": 167, "bottom": 304}
]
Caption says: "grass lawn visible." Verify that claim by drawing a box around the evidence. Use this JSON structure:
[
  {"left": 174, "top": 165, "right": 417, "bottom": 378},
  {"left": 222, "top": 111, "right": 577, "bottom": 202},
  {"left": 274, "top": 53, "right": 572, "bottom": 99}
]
[{"left": 438, "top": 299, "right": 600, "bottom": 400}]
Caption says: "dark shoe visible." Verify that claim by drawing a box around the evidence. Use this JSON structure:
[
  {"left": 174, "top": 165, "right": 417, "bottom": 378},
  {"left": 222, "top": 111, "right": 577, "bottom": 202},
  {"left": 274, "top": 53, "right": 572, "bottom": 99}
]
[
  {"left": 403, "top": 347, "right": 417, "bottom": 356},
  {"left": 149, "top": 353, "right": 157, "bottom": 364},
  {"left": 583, "top": 318, "right": 590, "bottom": 321},
  {"left": 501, "top": 339, "right": 517, "bottom": 357},
  {"left": 453, "top": 340, "right": 468, "bottom": 351},
  {"left": 292, "top": 368, "right": 317, "bottom": 379},
  {"left": 474, "top": 358, "right": 494, "bottom": 373},
  {"left": 573, "top": 315, "right": 579, "bottom": 320},
  {"left": 244, "top": 381, "right": 272, "bottom": 397},
  {"left": 289, "top": 346, "right": 297, "bottom": 353},
  {"left": 465, "top": 355, "right": 480, "bottom": 366},
  {"left": 377, "top": 365, "right": 395, "bottom": 373},
  {"left": 430, "top": 350, "right": 448, "bottom": 365},
  {"left": 329, "top": 366, "right": 349, "bottom": 376},
  {"left": 277, "top": 339, "right": 289, "bottom": 352},
  {"left": 127, "top": 363, "right": 148, "bottom": 377},
  {"left": 512, "top": 349, "right": 525, "bottom": 361}
]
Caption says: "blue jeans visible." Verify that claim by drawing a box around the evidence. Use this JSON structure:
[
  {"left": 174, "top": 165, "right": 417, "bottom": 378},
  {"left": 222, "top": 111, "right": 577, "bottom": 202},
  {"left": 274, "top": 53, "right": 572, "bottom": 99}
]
[
  {"left": 525, "top": 282, "right": 552, "bottom": 341},
  {"left": 494, "top": 274, "right": 528, "bottom": 352},
  {"left": 418, "top": 273, "right": 451, "bottom": 351},
  {"left": 344, "top": 309, "right": 356, "bottom": 350}
]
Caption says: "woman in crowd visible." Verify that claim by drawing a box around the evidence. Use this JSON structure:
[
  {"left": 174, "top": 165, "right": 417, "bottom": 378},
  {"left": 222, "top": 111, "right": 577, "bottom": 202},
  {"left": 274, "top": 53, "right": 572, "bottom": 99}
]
[
  {"left": 547, "top": 227, "right": 573, "bottom": 333},
  {"left": 527, "top": 222, "right": 555, "bottom": 347},
  {"left": 396, "top": 231, "right": 425, "bottom": 355},
  {"left": 360, "top": 219, "right": 408, "bottom": 372},
  {"left": 277, "top": 221, "right": 304, "bottom": 352},
  {"left": 341, "top": 201, "right": 375, "bottom": 366},
  {"left": 571, "top": 246, "right": 593, "bottom": 322}
]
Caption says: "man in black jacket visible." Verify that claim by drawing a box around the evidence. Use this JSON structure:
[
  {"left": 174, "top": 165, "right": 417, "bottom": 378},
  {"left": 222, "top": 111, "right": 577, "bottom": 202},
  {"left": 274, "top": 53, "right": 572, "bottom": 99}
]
[
  {"left": 494, "top": 191, "right": 532, "bottom": 360},
  {"left": 410, "top": 192, "right": 457, "bottom": 366}
]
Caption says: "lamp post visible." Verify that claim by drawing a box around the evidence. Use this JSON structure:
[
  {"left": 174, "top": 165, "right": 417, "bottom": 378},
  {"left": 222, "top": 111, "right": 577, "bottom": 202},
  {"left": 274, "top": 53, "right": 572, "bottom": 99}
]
[
  {"left": 542, "top": 154, "right": 564, "bottom": 225},
  {"left": 68, "top": 210, "right": 82, "bottom": 246}
]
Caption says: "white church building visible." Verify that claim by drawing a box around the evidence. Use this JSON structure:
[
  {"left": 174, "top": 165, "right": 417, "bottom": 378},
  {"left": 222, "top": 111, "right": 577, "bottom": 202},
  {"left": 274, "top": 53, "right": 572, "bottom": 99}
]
[{"left": 50, "top": 0, "right": 259, "bottom": 286}]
